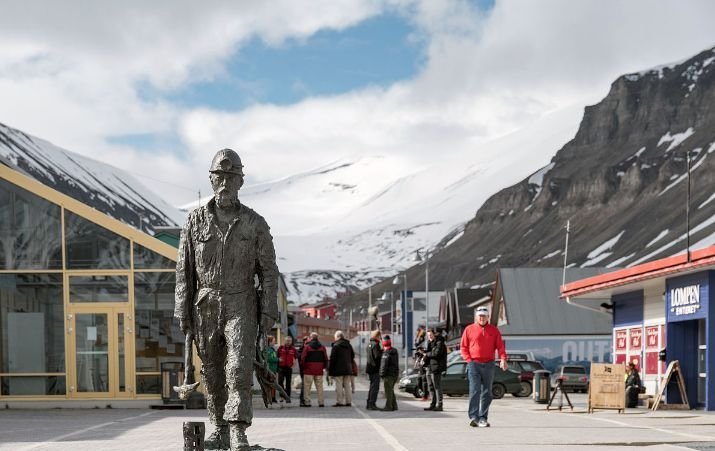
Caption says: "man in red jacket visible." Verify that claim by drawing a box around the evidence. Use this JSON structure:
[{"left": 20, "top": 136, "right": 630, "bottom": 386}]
[
  {"left": 460, "top": 306, "right": 507, "bottom": 428},
  {"left": 300, "top": 332, "right": 328, "bottom": 407}
]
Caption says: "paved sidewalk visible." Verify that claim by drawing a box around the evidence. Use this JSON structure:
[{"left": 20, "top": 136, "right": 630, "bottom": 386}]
[{"left": 2, "top": 378, "right": 715, "bottom": 450}]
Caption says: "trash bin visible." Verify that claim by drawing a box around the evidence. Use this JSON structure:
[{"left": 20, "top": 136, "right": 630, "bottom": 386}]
[
  {"left": 161, "top": 361, "right": 185, "bottom": 404},
  {"left": 533, "top": 370, "right": 551, "bottom": 404}
]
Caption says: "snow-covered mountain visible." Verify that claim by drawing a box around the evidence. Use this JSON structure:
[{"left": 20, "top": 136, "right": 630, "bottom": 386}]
[
  {"left": 9, "top": 45, "right": 714, "bottom": 305},
  {"left": 0, "top": 122, "right": 184, "bottom": 232},
  {"left": 181, "top": 104, "right": 585, "bottom": 302},
  {"left": 396, "top": 45, "right": 715, "bottom": 292}
]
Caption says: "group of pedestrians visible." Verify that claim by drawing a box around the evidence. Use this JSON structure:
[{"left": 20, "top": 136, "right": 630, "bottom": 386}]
[
  {"left": 270, "top": 331, "right": 358, "bottom": 408},
  {"left": 266, "top": 305, "right": 509, "bottom": 431}
]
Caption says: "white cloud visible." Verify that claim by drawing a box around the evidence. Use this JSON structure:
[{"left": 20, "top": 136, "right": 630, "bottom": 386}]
[{"left": 1, "top": 0, "right": 715, "bottom": 207}]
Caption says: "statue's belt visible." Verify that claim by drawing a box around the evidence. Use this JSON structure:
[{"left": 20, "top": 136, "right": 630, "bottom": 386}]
[{"left": 194, "top": 287, "right": 251, "bottom": 306}]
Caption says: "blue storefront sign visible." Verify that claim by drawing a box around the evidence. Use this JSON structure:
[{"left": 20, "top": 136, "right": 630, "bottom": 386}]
[{"left": 666, "top": 272, "right": 709, "bottom": 323}]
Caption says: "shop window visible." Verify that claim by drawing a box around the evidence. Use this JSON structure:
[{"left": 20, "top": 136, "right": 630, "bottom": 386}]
[
  {"left": 134, "top": 273, "right": 183, "bottom": 373},
  {"left": 0, "top": 178, "right": 62, "bottom": 269},
  {"left": 0, "top": 274, "right": 65, "bottom": 376},
  {"left": 136, "top": 374, "right": 161, "bottom": 395},
  {"left": 133, "top": 243, "right": 175, "bottom": 270},
  {"left": 65, "top": 211, "right": 129, "bottom": 269},
  {"left": 69, "top": 275, "right": 128, "bottom": 303},
  {"left": 1, "top": 376, "right": 66, "bottom": 396}
]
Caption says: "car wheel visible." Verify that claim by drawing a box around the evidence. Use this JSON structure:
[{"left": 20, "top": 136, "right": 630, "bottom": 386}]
[
  {"left": 413, "top": 386, "right": 426, "bottom": 398},
  {"left": 491, "top": 383, "right": 506, "bottom": 399},
  {"left": 514, "top": 381, "right": 532, "bottom": 398}
]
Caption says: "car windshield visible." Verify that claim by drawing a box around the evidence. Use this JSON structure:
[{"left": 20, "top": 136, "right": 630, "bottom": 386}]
[
  {"left": 520, "top": 362, "right": 544, "bottom": 371},
  {"left": 563, "top": 366, "right": 586, "bottom": 374}
]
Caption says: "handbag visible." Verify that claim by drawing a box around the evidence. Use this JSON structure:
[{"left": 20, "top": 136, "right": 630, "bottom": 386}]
[{"left": 351, "top": 359, "right": 358, "bottom": 376}]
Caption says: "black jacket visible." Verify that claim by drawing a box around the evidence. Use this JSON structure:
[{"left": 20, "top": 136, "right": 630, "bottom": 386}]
[
  {"left": 424, "top": 335, "right": 448, "bottom": 373},
  {"left": 380, "top": 347, "right": 400, "bottom": 378},
  {"left": 626, "top": 370, "right": 641, "bottom": 388},
  {"left": 366, "top": 338, "right": 383, "bottom": 374},
  {"left": 328, "top": 338, "right": 355, "bottom": 377}
]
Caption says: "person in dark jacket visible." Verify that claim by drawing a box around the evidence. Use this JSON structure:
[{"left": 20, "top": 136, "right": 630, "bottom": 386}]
[
  {"left": 300, "top": 332, "right": 328, "bottom": 407},
  {"left": 423, "top": 329, "right": 447, "bottom": 411},
  {"left": 365, "top": 330, "right": 383, "bottom": 410},
  {"left": 380, "top": 335, "right": 400, "bottom": 411},
  {"left": 277, "top": 336, "right": 296, "bottom": 403},
  {"left": 625, "top": 362, "right": 642, "bottom": 408},
  {"left": 414, "top": 326, "right": 429, "bottom": 401},
  {"left": 329, "top": 330, "right": 355, "bottom": 407},
  {"left": 296, "top": 335, "right": 309, "bottom": 406}
]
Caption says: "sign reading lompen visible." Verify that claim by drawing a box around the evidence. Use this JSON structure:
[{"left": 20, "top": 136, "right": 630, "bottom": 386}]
[
  {"left": 588, "top": 363, "right": 625, "bottom": 413},
  {"left": 670, "top": 284, "right": 701, "bottom": 316}
]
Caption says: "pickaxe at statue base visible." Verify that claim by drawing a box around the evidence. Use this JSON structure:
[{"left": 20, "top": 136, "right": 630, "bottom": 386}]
[{"left": 173, "top": 331, "right": 200, "bottom": 400}]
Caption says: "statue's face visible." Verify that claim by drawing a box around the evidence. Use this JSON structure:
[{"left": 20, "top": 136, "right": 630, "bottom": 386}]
[{"left": 210, "top": 171, "right": 243, "bottom": 208}]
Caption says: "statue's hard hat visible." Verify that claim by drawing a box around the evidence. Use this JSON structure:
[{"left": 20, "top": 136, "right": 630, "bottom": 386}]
[{"left": 209, "top": 148, "right": 244, "bottom": 175}]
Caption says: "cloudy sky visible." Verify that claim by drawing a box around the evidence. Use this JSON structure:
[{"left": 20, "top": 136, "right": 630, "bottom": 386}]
[{"left": 1, "top": 0, "right": 714, "bottom": 206}]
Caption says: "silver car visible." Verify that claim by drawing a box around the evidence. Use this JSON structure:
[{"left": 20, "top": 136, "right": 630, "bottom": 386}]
[{"left": 550, "top": 365, "right": 589, "bottom": 393}]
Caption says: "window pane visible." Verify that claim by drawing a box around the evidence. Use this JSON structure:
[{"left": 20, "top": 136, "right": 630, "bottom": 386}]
[
  {"left": 134, "top": 273, "right": 183, "bottom": 372},
  {"left": 133, "top": 243, "right": 175, "bottom": 270},
  {"left": 136, "top": 374, "right": 160, "bottom": 395},
  {"left": 446, "top": 363, "right": 465, "bottom": 375},
  {"left": 0, "top": 274, "right": 64, "bottom": 373},
  {"left": 69, "top": 275, "right": 128, "bottom": 303},
  {"left": 65, "top": 211, "right": 129, "bottom": 269},
  {"left": 0, "top": 178, "right": 62, "bottom": 269},
  {"left": 118, "top": 313, "right": 126, "bottom": 392},
  {"left": 1, "top": 376, "right": 66, "bottom": 396},
  {"left": 75, "top": 313, "right": 109, "bottom": 393}
]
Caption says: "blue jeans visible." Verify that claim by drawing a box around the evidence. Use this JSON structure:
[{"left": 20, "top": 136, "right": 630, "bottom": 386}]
[{"left": 467, "top": 361, "right": 495, "bottom": 421}]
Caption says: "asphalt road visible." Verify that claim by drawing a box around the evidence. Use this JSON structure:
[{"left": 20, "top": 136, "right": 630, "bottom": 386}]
[{"left": 1, "top": 379, "right": 715, "bottom": 450}]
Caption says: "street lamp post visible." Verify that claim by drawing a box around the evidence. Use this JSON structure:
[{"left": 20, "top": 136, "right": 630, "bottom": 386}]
[
  {"left": 379, "top": 292, "right": 395, "bottom": 336},
  {"left": 392, "top": 274, "right": 408, "bottom": 375},
  {"left": 415, "top": 249, "right": 430, "bottom": 330}
]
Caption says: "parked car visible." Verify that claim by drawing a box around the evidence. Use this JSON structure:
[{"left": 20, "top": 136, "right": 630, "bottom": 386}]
[
  {"left": 507, "top": 359, "right": 545, "bottom": 397},
  {"left": 398, "top": 370, "right": 426, "bottom": 398},
  {"left": 550, "top": 365, "right": 589, "bottom": 393},
  {"left": 399, "top": 360, "right": 521, "bottom": 399},
  {"left": 442, "top": 361, "right": 522, "bottom": 399}
]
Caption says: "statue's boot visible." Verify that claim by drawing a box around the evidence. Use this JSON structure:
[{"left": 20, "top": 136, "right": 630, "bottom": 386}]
[
  {"left": 205, "top": 424, "right": 230, "bottom": 450},
  {"left": 230, "top": 422, "right": 250, "bottom": 450}
]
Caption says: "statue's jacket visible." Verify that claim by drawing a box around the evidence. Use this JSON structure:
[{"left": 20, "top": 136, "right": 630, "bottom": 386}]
[{"left": 174, "top": 198, "right": 279, "bottom": 329}]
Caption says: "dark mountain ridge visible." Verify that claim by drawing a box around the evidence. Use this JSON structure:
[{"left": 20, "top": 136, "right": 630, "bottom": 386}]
[{"left": 343, "top": 45, "right": 715, "bottom": 309}]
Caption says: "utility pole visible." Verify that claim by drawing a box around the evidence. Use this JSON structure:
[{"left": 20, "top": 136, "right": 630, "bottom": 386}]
[
  {"left": 687, "top": 150, "right": 692, "bottom": 262},
  {"left": 562, "top": 220, "right": 571, "bottom": 287}
]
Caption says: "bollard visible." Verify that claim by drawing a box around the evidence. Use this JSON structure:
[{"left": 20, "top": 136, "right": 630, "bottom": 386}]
[{"left": 183, "top": 421, "right": 205, "bottom": 451}]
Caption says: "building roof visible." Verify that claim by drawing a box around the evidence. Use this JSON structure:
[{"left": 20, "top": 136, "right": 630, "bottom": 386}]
[
  {"left": 561, "top": 246, "right": 715, "bottom": 299},
  {"left": 495, "top": 268, "right": 613, "bottom": 335}
]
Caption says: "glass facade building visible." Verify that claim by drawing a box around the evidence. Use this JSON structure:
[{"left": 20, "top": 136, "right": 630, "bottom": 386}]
[{"left": 0, "top": 165, "right": 182, "bottom": 400}]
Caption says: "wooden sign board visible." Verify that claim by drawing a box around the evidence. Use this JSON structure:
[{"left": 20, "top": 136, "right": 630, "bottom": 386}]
[
  {"left": 651, "top": 360, "right": 690, "bottom": 411},
  {"left": 588, "top": 363, "right": 625, "bottom": 413}
]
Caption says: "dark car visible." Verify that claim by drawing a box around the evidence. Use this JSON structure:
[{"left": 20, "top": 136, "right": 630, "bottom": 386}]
[
  {"left": 399, "top": 359, "right": 523, "bottom": 400},
  {"left": 550, "top": 365, "right": 589, "bottom": 393},
  {"left": 398, "top": 371, "right": 426, "bottom": 398},
  {"left": 507, "top": 359, "right": 545, "bottom": 397},
  {"left": 441, "top": 361, "right": 522, "bottom": 399}
]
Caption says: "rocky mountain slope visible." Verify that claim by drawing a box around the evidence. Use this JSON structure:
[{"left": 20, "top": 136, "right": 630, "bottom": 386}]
[
  {"left": 0, "top": 123, "right": 184, "bottom": 233},
  {"left": 386, "top": 46, "right": 715, "bottom": 296}
]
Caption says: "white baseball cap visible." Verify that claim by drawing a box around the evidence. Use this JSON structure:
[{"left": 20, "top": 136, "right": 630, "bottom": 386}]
[{"left": 476, "top": 306, "right": 489, "bottom": 316}]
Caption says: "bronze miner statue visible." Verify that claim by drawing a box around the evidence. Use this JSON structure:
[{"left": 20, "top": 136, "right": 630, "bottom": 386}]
[{"left": 175, "top": 149, "right": 279, "bottom": 450}]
